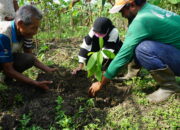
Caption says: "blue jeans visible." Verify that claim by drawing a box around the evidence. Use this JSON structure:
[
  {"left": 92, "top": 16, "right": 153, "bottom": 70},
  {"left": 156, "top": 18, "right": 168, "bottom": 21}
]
[{"left": 135, "top": 40, "right": 180, "bottom": 76}]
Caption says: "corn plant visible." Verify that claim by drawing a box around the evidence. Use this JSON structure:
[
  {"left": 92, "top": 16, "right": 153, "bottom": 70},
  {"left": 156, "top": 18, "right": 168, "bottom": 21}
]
[{"left": 86, "top": 38, "right": 115, "bottom": 81}]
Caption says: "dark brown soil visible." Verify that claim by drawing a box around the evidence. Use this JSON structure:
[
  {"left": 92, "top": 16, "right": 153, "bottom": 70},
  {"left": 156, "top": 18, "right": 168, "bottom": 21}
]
[
  {"left": 0, "top": 66, "right": 131, "bottom": 129},
  {"left": 0, "top": 38, "right": 131, "bottom": 129}
]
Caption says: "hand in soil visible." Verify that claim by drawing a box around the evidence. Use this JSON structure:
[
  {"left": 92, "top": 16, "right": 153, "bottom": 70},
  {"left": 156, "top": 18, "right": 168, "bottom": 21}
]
[
  {"left": 46, "top": 67, "right": 58, "bottom": 73},
  {"left": 88, "top": 82, "right": 102, "bottom": 97},
  {"left": 36, "top": 81, "right": 53, "bottom": 90},
  {"left": 71, "top": 68, "right": 81, "bottom": 75}
]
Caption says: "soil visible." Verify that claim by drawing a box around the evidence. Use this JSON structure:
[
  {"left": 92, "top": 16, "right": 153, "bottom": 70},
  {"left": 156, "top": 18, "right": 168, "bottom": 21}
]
[{"left": 0, "top": 38, "right": 131, "bottom": 129}]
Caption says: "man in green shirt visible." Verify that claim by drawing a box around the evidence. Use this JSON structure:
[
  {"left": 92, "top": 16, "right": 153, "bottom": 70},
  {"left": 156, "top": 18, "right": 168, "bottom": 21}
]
[{"left": 88, "top": 0, "right": 180, "bottom": 103}]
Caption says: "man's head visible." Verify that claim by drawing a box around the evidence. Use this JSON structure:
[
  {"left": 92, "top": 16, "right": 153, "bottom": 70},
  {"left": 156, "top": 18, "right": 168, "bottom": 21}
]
[
  {"left": 109, "top": 0, "right": 146, "bottom": 19},
  {"left": 15, "top": 5, "right": 43, "bottom": 38},
  {"left": 93, "top": 17, "right": 113, "bottom": 38}
]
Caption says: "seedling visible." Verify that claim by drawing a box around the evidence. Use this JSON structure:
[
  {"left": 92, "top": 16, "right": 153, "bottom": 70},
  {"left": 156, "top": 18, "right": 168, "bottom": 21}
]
[{"left": 86, "top": 38, "right": 115, "bottom": 81}]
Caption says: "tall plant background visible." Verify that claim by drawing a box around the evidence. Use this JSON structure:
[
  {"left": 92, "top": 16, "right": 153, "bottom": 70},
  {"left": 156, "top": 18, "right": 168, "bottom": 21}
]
[{"left": 18, "top": 0, "right": 180, "bottom": 42}]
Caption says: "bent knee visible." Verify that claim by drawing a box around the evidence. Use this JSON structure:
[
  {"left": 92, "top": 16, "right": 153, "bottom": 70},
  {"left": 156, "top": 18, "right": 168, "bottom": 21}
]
[
  {"left": 24, "top": 53, "right": 35, "bottom": 64},
  {"left": 136, "top": 40, "right": 156, "bottom": 52},
  {"left": 135, "top": 40, "right": 158, "bottom": 57}
]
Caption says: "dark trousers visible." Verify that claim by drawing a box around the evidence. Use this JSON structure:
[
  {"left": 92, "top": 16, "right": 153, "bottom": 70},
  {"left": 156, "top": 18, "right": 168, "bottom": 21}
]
[{"left": 0, "top": 53, "right": 35, "bottom": 73}]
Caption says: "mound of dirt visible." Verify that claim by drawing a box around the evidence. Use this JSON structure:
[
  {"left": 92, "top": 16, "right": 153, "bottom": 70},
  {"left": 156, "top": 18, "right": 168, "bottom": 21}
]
[{"left": 0, "top": 66, "right": 130, "bottom": 129}]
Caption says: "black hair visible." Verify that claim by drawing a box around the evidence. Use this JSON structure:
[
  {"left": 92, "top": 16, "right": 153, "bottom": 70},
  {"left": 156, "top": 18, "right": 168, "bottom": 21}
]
[
  {"left": 93, "top": 17, "right": 114, "bottom": 34},
  {"left": 123, "top": 0, "right": 146, "bottom": 9}
]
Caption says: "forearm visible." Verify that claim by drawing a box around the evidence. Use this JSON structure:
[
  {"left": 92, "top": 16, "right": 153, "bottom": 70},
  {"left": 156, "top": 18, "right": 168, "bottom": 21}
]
[
  {"left": 104, "top": 43, "right": 135, "bottom": 79},
  {"left": 24, "top": 48, "right": 33, "bottom": 53},
  {"left": 78, "top": 63, "right": 84, "bottom": 69},
  {"left": 34, "top": 58, "right": 50, "bottom": 72},
  {"left": 100, "top": 76, "right": 110, "bottom": 88},
  {"left": 4, "top": 68, "right": 37, "bottom": 85}
]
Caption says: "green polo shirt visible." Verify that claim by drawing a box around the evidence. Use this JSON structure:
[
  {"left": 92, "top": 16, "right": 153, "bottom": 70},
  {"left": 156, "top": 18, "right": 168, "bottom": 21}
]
[{"left": 105, "top": 3, "right": 180, "bottom": 79}]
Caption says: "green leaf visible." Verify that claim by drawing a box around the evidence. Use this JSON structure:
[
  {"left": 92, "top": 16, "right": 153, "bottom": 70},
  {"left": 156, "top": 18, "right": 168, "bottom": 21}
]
[
  {"left": 149, "top": 0, "right": 160, "bottom": 5},
  {"left": 87, "top": 65, "right": 97, "bottom": 77},
  {"left": 95, "top": 67, "right": 103, "bottom": 81},
  {"left": 86, "top": 52, "right": 98, "bottom": 71},
  {"left": 18, "top": 0, "right": 25, "bottom": 6},
  {"left": 99, "top": 38, "right": 104, "bottom": 49},
  {"left": 97, "top": 52, "right": 103, "bottom": 65},
  {"left": 168, "top": 0, "right": 180, "bottom": 4},
  {"left": 88, "top": 52, "right": 94, "bottom": 56},
  {"left": 87, "top": 52, "right": 103, "bottom": 79},
  {"left": 72, "top": 10, "right": 78, "bottom": 16},
  {"left": 102, "top": 50, "right": 115, "bottom": 59}
]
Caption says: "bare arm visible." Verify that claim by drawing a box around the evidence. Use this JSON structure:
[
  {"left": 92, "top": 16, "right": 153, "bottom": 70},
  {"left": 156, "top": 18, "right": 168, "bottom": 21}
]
[
  {"left": 34, "top": 58, "right": 57, "bottom": 73},
  {"left": 78, "top": 63, "right": 84, "bottom": 69},
  {"left": 3, "top": 62, "right": 36, "bottom": 85},
  {"left": 23, "top": 48, "right": 57, "bottom": 73},
  {"left": 2, "top": 62, "right": 52, "bottom": 90},
  {"left": 72, "top": 63, "right": 84, "bottom": 75}
]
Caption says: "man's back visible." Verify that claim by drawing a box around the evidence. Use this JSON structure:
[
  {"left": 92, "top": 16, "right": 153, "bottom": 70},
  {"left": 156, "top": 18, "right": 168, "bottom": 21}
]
[{"left": 128, "top": 3, "right": 180, "bottom": 48}]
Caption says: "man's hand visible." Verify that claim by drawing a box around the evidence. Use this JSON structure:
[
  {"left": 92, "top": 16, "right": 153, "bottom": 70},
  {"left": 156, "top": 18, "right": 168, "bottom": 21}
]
[
  {"left": 35, "top": 80, "right": 53, "bottom": 90},
  {"left": 71, "top": 68, "right": 81, "bottom": 75},
  {"left": 34, "top": 58, "right": 58, "bottom": 73},
  {"left": 88, "top": 82, "right": 102, "bottom": 97},
  {"left": 72, "top": 63, "right": 84, "bottom": 75}
]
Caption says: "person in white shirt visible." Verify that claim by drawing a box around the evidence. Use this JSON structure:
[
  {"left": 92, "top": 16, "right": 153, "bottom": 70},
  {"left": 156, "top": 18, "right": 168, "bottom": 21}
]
[{"left": 0, "top": 0, "right": 19, "bottom": 21}]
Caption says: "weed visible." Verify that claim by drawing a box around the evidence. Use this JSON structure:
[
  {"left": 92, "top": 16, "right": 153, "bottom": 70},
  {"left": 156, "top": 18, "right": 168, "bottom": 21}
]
[
  {"left": 38, "top": 44, "right": 50, "bottom": 55},
  {"left": 19, "top": 114, "right": 31, "bottom": 129},
  {"left": 136, "top": 97, "right": 149, "bottom": 105},
  {"left": 18, "top": 114, "right": 43, "bottom": 130},
  {"left": 14, "top": 94, "right": 23, "bottom": 105},
  {"left": 0, "top": 83, "right": 7, "bottom": 92},
  {"left": 86, "top": 98, "right": 95, "bottom": 108},
  {"left": 55, "top": 96, "right": 73, "bottom": 129},
  {"left": 84, "top": 123, "right": 100, "bottom": 130}
]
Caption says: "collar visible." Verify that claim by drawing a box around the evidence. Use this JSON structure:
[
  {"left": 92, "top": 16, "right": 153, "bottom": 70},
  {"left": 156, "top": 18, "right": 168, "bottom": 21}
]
[
  {"left": 138, "top": 2, "right": 148, "bottom": 13},
  {"left": 11, "top": 20, "right": 20, "bottom": 43}
]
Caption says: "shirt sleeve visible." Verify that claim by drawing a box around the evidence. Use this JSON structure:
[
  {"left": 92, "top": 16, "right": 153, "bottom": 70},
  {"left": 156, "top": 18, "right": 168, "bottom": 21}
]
[
  {"left": 103, "top": 28, "right": 122, "bottom": 54},
  {"left": 23, "top": 38, "right": 35, "bottom": 49},
  {"left": 0, "top": 34, "right": 13, "bottom": 63},
  {"left": 104, "top": 20, "right": 150, "bottom": 79},
  {"left": 78, "top": 28, "right": 94, "bottom": 63}
]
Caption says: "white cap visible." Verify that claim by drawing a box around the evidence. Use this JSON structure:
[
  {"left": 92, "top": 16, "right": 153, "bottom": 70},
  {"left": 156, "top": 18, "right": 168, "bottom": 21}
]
[{"left": 109, "top": 0, "right": 134, "bottom": 14}]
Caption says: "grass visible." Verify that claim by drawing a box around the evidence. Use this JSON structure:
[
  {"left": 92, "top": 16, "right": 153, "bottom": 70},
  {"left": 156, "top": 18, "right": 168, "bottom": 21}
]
[
  {"left": 1, "top": 28, "right": 180, "bottom": 129},
  {"left": 97, "top": 76, "right": 180, "bottom": 129},
  {"left": 0, "top": 83, "right": 8, "bottom": 92},
  {"left": 22, "top": 34, "right": 180, "bottom": 129}
]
